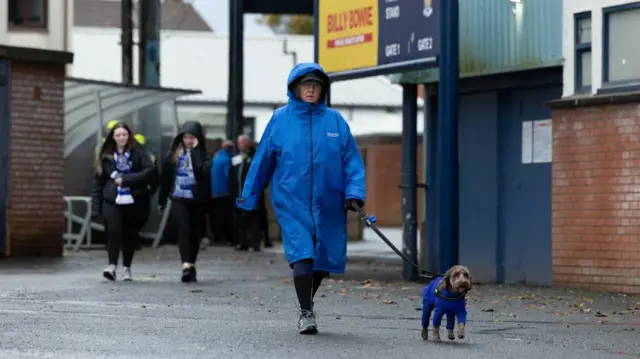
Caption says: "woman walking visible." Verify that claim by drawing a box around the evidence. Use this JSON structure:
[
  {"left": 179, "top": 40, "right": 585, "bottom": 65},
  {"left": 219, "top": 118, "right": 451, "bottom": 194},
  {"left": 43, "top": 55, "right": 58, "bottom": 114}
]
[
  {"left": 236, "top": 63, "right": 366, "bottom": 334},
  {"left": 92, "top": 123, "right": 157, "bottom": 281},
  {"left": 158, "top": 121, "right": 210, "bottom": 283}
]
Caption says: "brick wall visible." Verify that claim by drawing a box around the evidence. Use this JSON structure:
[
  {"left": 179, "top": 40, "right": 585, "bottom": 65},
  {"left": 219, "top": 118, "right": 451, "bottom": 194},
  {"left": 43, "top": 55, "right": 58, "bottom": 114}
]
[
  {"left": 356, "top": 137, "right": 424, "bottom": 226},
  {"left": 552, "top": 102, "right": 640, "bottom": 294},
  {"left": 6, "top": 61, "right": 66, "bottom": 257}
]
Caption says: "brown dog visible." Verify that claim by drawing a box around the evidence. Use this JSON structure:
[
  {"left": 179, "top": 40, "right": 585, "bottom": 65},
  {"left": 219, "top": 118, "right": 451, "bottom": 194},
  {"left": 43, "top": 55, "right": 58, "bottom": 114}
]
[{"left": 420, "top": 265, "right": 473, "bottom": 342}]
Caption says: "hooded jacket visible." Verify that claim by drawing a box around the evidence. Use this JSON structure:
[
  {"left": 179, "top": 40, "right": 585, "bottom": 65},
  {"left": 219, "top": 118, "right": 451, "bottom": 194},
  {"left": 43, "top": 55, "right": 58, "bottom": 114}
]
[
  {"left": 158, "top": 121, "right": 211, "bottom": 207},
  {"left": 236, "top": 63, "right": 366, "bottom": 273}
]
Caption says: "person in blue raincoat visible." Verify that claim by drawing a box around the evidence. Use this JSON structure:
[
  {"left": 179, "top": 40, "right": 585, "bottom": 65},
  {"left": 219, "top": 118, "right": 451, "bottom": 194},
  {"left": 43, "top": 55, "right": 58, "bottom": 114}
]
[{"left": 236, "top": 62, "right": 366, "bottom": 335}]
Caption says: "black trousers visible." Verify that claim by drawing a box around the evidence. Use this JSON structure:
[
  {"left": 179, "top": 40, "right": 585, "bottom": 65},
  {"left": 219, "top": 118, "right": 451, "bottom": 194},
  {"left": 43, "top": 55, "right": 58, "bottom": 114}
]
[
  {"left": 209, "top": 196, "right": 235, "bottom": 245},
  {"left": 172, "top": 200, "right": 206, "bottom": 264},
  {"left": 257, "top": 201, "right": 271, "bottom": 245},
  {"left": 103, "top": 200, "right": 150, "bottom": 267},
  {"left": 235, "top": 209, "right": 261, "bottom": 249}
]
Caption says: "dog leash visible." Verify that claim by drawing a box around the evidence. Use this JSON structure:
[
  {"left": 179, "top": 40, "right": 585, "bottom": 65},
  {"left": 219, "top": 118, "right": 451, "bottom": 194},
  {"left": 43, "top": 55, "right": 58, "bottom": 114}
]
[{"left": 351, "top": 203, "right": 444, "bottom": 280}]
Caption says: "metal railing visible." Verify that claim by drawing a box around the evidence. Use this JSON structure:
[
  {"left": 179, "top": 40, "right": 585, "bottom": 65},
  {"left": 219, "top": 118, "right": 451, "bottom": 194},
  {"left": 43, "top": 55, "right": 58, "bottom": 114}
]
[{"left": 63, "top": 196, "right": 172, "bottom": 251}]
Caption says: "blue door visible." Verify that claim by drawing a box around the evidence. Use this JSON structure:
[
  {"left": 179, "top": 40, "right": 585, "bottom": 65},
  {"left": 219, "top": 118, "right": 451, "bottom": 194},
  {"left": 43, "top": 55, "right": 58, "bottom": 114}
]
[
  {"left": 498, "top": 86, "right": 561, "bottom": 285},
  {"left": 458, "top": 92, "right": 500, "bottom": 283},
  {"left": 0, "top": 58, "right": 10, "bottom": 255}
]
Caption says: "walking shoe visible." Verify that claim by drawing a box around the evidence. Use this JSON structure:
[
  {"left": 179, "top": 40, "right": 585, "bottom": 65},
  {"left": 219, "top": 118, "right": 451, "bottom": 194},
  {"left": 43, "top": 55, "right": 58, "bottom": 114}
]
[
  {"left": 103, "top": 264, "right": 116, "bottom": 281},
  {"left": 181, "top": 267, "right": 192, "bottom": 283},
  {"left": 190, "top": 266, "right": 198, "bottom": 282},
  {"left": 122, "top": 267, "right": 132, "bottom": 281},
  {"left": 297, "top": 309, "right": 318, "bottom": 335}
]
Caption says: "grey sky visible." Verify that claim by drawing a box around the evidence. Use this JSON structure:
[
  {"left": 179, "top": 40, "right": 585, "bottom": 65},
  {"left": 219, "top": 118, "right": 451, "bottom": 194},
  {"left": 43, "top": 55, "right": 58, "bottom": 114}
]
[{"left": 192, "top": 0, "right": 272, "bottom": 35}]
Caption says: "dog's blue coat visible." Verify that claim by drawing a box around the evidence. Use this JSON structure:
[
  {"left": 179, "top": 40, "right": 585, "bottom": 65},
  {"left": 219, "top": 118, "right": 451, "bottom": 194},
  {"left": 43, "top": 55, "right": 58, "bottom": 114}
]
[{"left": 421, "top": 277, "right": 467, "bottom": 329}]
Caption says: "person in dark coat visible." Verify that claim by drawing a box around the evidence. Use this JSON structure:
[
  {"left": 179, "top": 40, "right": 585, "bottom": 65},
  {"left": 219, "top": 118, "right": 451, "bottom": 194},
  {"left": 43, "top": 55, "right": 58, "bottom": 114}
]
[
  {"left": 158, "top": 121, "right": 210, "bottom": 283},
  {"left": 229, "top": 135, "right": 271, "bottom": 251},
  {"left": 208, "top": 140, "right": 236, "bottom": 246},
  {"left": 92, "top": 122, "right": 158, "bottom": 281}
]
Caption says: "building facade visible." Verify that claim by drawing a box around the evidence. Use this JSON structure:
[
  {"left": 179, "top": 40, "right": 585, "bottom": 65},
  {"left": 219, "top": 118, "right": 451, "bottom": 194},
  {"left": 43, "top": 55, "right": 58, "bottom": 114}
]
[
  {"left": 382, "top": 0, "right": 563, "bottom": 285},
  {"left": 0, "top": 0, "right": 74, "bottom": 257},
  {"left": 550, "top": 0, "right": 640, "bottom": 293}
]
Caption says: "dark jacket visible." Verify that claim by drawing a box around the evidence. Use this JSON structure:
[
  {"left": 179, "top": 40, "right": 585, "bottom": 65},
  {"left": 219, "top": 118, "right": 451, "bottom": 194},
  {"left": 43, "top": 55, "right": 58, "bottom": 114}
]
[
  {"left": 229, "top": 147, "right": 265, "bottom": 210},
  {"left": 91, "top": 145, "right": 158, "bottom": 216},
  {"left": 158, "top": 121, "right": 211, "bottom": 207}
]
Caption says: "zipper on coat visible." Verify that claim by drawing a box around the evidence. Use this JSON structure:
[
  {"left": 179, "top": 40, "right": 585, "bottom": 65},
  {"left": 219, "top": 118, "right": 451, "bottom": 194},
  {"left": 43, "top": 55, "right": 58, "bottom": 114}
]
[{"left": 309, "top": 108, "right": 317, "bottom": 239}]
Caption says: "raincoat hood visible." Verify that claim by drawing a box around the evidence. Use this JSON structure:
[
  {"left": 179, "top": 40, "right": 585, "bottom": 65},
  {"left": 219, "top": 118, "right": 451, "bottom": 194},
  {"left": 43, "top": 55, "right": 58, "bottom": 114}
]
[
  {"left": 171, "top": 120, "right": 207, "bottom": 152},
  {"left": 286, "top": 62, "right": 330, "bottom": 111}
]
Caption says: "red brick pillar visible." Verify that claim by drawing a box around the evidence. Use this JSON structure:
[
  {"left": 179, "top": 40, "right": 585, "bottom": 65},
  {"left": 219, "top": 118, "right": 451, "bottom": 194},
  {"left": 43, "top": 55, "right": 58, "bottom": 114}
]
[{"left": 6, "top": 60, "right": 67, "bottom": 257}]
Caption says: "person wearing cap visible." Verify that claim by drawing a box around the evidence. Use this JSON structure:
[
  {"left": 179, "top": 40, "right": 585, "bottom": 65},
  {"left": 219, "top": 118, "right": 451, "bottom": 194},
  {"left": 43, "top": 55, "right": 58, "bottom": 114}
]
[{"left": 236, "top": 62, "right": 366, "bottom": 335}]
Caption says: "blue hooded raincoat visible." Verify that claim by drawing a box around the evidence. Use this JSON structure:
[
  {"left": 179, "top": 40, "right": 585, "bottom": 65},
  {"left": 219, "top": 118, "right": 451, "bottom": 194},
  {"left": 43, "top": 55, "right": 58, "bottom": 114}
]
[{"left": 236, "top": 63, "right": 366, "bottom": 273}]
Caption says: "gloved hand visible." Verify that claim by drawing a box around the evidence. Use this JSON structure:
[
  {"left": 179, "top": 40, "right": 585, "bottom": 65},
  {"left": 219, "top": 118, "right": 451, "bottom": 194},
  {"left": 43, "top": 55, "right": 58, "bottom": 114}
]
[{"left": 344, "top": 198, "right": 364, "bottom": 212}]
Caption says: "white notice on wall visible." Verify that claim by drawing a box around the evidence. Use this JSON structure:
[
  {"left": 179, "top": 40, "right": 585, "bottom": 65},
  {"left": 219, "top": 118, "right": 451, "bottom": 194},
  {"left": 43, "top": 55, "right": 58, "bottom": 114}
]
[
  {"left": 521, "top": 121, "right": 533, "bottom": 164},
  {"left": 532, "top": 119, "right": 552, "bottom": 163}
]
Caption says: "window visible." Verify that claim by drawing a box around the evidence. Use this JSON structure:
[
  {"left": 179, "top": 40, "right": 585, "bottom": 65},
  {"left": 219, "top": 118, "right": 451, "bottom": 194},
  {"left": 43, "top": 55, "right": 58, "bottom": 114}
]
[
  {"left": 8, "top": 0, "right": 47, "bottom": 29},
  {"left": 574, "top": 12, "right": 592, "bottom": 92},
  {"left": 603, "top": 3, "right": 640, "bottom": 85}
]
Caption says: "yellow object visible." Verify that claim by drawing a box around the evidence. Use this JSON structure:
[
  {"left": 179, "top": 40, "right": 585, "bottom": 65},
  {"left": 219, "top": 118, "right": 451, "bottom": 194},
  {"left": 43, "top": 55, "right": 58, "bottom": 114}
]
[
  {"left": 317, "top": 0, "right": 379, "bottom": 73},
  {"left": 134, "top": 133, "right": 146, "bottom": 145},
  {"left": 106, "top": 120, "right": 119, "bottom": 130}
]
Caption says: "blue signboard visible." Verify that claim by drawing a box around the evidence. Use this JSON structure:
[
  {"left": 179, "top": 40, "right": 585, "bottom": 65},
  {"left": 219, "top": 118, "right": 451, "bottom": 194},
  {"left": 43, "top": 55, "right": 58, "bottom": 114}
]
[{"left": 376, "top": 0, "right": 440, "bottom": 67}]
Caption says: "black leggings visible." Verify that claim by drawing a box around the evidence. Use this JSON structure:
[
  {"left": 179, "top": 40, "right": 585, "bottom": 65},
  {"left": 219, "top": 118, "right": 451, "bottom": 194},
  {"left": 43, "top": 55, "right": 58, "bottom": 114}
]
[
  {"left": 172, "top": 201, "right": 206, "bottom": 264},
  {"left": 103, "top": 200, "right": 150, "bottom": 267},
  {"left": 292, "top": 259, "right": 329, "bottom": 311}
]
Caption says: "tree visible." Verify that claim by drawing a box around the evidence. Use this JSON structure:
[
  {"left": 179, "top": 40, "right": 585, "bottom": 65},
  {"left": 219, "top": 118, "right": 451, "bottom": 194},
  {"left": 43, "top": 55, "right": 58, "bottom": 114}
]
[{"left": 256, "top": 15, "right": 314, "bottom": 35}]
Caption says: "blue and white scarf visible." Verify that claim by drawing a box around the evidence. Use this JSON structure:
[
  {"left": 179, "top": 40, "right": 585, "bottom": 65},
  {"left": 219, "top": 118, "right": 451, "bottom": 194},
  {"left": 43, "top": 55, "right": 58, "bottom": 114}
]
[
  {"left": 172, "top": 149, "right": 196, "bottom": 199},
  {"left": 111, "top": 151, "right": 134, "bottom": 205}
]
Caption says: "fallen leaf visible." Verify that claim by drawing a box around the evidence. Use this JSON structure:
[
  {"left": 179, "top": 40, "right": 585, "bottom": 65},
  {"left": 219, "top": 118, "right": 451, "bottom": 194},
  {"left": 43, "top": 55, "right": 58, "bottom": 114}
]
[
  {"left": 339, "top": 288, "right": 349, "bottom": 295},
  {"left": 381, "top": 300, "right": 397, "bottom": 305},
  {"left": 481, "top": 308, "right": 495, "bottom": 312},
  {"left": 595, "top": 311, "right": 607, "bottom": 317},
  {"left": 189, "top": 289, "right": 204, "bottom": 293}
]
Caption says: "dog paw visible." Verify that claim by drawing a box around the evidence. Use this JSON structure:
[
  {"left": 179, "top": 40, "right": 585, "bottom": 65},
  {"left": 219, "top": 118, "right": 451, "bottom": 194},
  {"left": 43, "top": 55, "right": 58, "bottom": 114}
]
[
  {"left": 447, "top": 330, "right": 455, "bottom": 341},
  {"left": 432, "top": 328, "right": 442, "bottom": 343},
  {"left": 421, "top": 328, "right": 429, "bottom": 341}
]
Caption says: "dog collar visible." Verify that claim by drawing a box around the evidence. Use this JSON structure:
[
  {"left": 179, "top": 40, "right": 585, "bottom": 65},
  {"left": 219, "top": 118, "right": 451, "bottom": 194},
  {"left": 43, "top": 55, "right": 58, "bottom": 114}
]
[{"left": 434, "top": 288, "right": 465, "bottom": 301}]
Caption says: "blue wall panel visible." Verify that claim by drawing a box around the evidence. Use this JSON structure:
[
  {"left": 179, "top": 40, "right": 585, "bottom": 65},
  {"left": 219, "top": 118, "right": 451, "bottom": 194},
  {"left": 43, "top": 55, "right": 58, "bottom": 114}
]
[{"left": 458, "top": 92, "right": 499, "bottom": 283}]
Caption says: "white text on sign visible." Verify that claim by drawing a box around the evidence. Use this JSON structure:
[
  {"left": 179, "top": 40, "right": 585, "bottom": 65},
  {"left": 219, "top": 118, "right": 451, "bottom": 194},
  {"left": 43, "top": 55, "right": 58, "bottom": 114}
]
[{"left": 417, "top": 37, "right": 433, "bottom": 51}]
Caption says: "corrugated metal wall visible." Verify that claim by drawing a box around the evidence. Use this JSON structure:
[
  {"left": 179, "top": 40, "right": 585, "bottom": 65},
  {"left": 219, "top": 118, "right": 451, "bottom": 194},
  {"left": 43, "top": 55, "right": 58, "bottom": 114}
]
[{"left": 393, "top": 0, "right": 563, "bottom": 84}]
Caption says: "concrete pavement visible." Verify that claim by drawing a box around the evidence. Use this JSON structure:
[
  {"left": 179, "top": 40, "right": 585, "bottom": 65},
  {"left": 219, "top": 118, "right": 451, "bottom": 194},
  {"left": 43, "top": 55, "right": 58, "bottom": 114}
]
[{"left": 1, "top": 246, "right": 640, "bottom": 359}]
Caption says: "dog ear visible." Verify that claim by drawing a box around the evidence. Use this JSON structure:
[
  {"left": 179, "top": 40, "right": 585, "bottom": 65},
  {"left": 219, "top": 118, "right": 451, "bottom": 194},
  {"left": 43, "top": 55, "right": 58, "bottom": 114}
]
[{"left": 439, "top": 266, "right": 456, "bottom": 291}]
